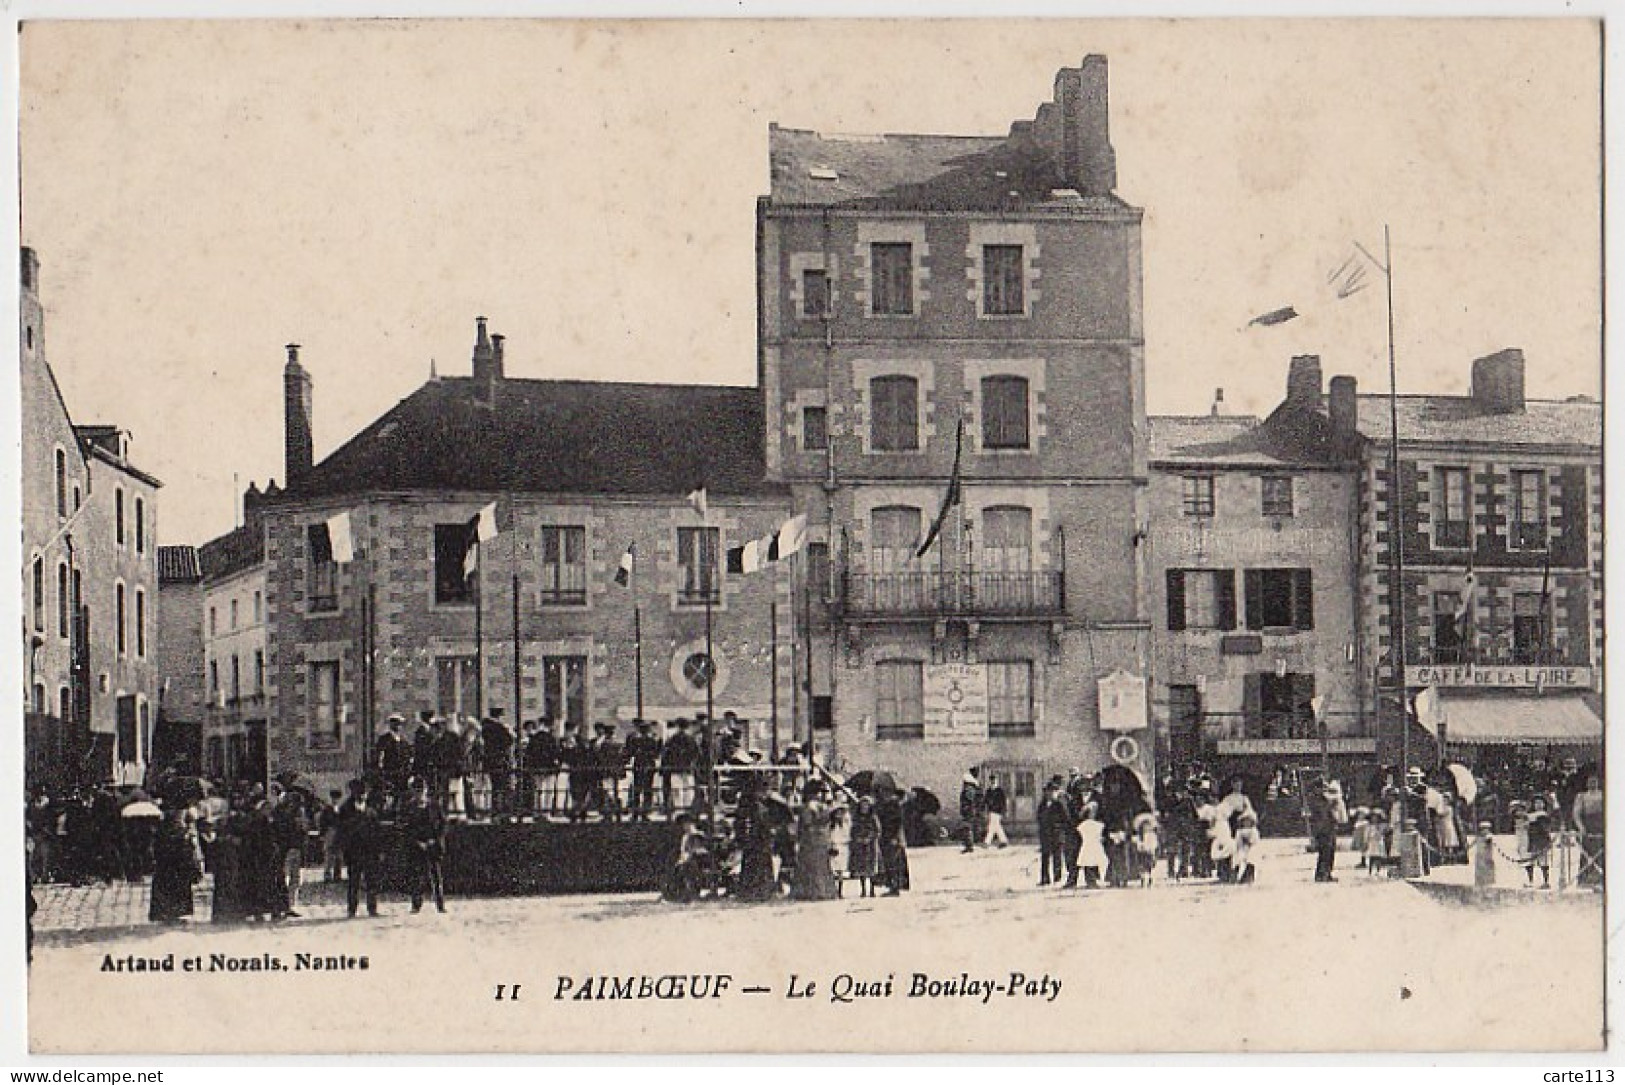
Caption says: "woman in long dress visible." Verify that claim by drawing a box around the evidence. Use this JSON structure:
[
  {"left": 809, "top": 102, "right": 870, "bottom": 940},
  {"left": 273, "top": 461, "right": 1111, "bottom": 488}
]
[
  {"left": 149, "top": 810, "right": 200, "bottom": 923},
  {"left": 792, "top": 783, "right": 839, "bottom": 901},
  {"left": 210, "top": 810, "right": 246, "bottom": 923},
  {"left": 876, "top": 790, "right": 909, "bottom": 895}
]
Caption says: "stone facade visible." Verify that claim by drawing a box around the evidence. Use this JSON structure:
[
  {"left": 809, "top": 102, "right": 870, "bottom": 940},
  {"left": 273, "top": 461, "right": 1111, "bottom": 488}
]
[{"left": 21, "top": 248, "right": 161, "bottom": 789}]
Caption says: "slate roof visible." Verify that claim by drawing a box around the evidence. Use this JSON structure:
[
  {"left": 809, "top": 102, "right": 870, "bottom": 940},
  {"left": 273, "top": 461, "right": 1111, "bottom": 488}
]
[
  {"left": 1148, "top": 415, "right": 1261, "bottom": 463},
  {"left": 1352, "top": 395, "right": 1600, "bottom": 450},
  {"left": 767, "top": 126, "right": 1136, "bottom": 213},
  {"left": 289, "top": 377, "right": 785, "bottom": 502},
  {"left": 157, "top": 545, "right": 202, "bottom": 585},
  {"left": 198, "top": 521, "right": 265, "bottom": 582}
]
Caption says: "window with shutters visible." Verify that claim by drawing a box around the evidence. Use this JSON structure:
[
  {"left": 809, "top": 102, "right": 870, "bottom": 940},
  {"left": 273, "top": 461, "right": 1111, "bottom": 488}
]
[
  {"left": 308, "top": 660, "right": 342, "bottom": 750},
  {"left": 307, "top": 523, "right": 340, "bottom": 612},
  {"left": 1512, "top": 592, "right": 1545, "bottom": 664},
  {"left": 1433, "top": 592, "right": 1464, "bottom": 663},
  {"left": 1510, "top": 470, "right": 1547, "bottom": 551},
  {"left": 869, "top": 375, "right": 919, "bottom": 452},
  {"left": 436, "top": 656, "right": 479, "bottom": 720},
  {"left": 982, "top": 244, "right": 1026, "bottom": 316},
  {"left": 981, "top": 376, "right": 1030, "bottom": 450},
  {"left": 875, "top": 659, "right": 925, "bottom": 740},
  {"left": 54, "top": 448, "right": 66, "bottom": 520},
  {"left": 1165, "top": 569, "right": 1236, "bottom": 631},
  {"left": 1261, "top": 476, "right": 1294, "bottom": 517},
  {"left": 57, "top": 562, "right": 69, "bottom": 639},
  {"left": 802, "top": 268, "right": 831, "bottom": 319},
  {"left": 802, "top": 406, "right": 828, "bottom": 452},
  {"left": 981, "top": 507, "right": 1032, "bottom": 573},
  {"left": 31, "top": 557, "right": 43, "bottom": 633},
  {"left": 1434, "top": 467, "right": 1471, "bottom": 549},
  {"left": 870, "top": 507, "right": 922, "bottom": 574},
  {"left": 434, "top": 522, "right": 477, "bottom": 605},
  {"left": 540, "top": 525, "right": 588, "bottom": 606},
  {"left": 115, "top": 582, "right": 126, "bottom": 656},
  {"left": 677, "top": 527, "right": 721, "bottom": 605},
  {"left": 870, "top": 242, "right": 914, "bottom": 316},
  {"left": 987, "top": 660, "right": 1035, "bottom": 737},
  {"left": 1182, "top": 475, "right": 1215, "bottom": 517},
  {"left": 1244, "top": 568, "right": 1313, "bottom": 631}
]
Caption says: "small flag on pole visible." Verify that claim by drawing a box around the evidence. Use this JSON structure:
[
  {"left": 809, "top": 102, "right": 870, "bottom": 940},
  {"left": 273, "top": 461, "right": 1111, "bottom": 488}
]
[
  {"left": 325, "top": 510, "right": 356, "bottom": 564},
  {"left": 1247, "top": 305, "right": 1299, "bottom": 328},
  {"left": 1413, "top": 686, "right": 1442, "bottom": 736},
  {"left": 687, "top": 488, "right": 708, "bottom": 520},
  {"left": 1454, "top": 557, "right": 1476, "bottom": 625},
  {"left": 614, "top": 544, "right": 635, "bottom": 587},
  {"left": 471, "top": 501, "right": 499, "bottom": 543},
  {"left": 775, "top": 514, "right": 808, "bottom": 560}
]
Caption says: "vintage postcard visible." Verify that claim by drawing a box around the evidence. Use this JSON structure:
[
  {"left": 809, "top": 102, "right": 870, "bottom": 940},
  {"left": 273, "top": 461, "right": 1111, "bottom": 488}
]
[{"left": 17, "top": 17, "right": 1606, "bottom": 1054}]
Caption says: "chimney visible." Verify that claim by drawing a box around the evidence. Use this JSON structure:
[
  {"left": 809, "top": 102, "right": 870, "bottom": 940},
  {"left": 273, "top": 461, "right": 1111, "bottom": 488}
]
[
  {"left": 1286, "top": 354, "right": 1323, "bottom": 407},
  {"left": 1075, "top": 55, "right": 1118, "bottom": 196},
  {"left": 1328, "top": 375, "right": 1358, "bottom": 437},
  {"left": 471, "top": 317, "right": 502, "bottom": 406},
  {"left": 283, "top": 343, "right": 313, "bottom": 486},
  {"left": 1470, "top": 348, "right": 1526, "bottom": 414},
  {"left": 1210, "top": 387, "right": 1226, "bottom": 417}
]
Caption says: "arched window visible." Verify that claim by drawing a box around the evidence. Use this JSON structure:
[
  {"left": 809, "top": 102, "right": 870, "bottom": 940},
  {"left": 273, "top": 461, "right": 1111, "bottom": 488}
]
[
  {"left": 57, "top": 562, "right": 69, "bottom": 639},
  {"left": 981, "top": 376, "right": 1030, "bottom": 450},
  {"left": 54, "top": 448, "right": 66, "bottom": 519},
  {"left": 115, "top": 488, "right": 126, "bottom": 547},
  {"left": 981, "top": 506, "right": 1033, "bottom": 572},
  {"left": 115, "top": 582, "right": 127, "bottom": 656},
  {"left": 134, "top": 496, "right": 145, "bottom": 554},
  {"left": 870, "top": 506, "right": 922, "bottom": 573},
  {"left": 870, "top": 375, "right": 919, "bottom": 451}
]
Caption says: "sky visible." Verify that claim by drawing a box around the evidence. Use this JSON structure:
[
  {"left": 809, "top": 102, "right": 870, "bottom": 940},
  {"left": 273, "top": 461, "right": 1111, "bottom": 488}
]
[{"left": 18, "top": 18, "right": 1602, "bottom": 546}]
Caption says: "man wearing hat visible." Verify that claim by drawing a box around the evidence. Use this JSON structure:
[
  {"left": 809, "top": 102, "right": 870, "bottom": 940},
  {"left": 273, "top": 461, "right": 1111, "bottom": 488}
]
[
  {"left": 661, "top": 718, "right": 701, "bottom": 815},
  {"left": 481, "top": 709, "right": 516, "bottom": 821},
  {"left": 596, "top": 722, "right": 627, "bottom": 821},
  {"left": 1308, "top": 781, "right": 1341, "bottom": 882},
  {"left": 625, "top": 720, "right": 663, "bottom": 822},
  {"left": 1035, "top": 776, "right": 1070, "bottom": 886},
  {"left": 375, "top": 714, "right": 412, "bottom": 813},
  {"left": 410, "top": 711, "right": 437, "bottom": 795}
]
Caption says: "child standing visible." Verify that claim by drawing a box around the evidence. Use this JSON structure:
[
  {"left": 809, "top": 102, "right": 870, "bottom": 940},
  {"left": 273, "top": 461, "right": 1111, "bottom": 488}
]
[
  {"left": 1076, "top": 804, "right": 1107, "bottom": 889},
  {"left": 1473, "top": 821, "right": 1497, "bottom": 889},
  {"left": 847, "top": 797, "right": 881, "bottom": 898},
  {"left": 1524, "top": 799, "right": 1553, "bottom": 889},
  {"left": 1351, "top": 807, "right": 1371, "bottom": 871},
  {"left": 1233, "top": 811, "right": 1261, "bottom": 884}
]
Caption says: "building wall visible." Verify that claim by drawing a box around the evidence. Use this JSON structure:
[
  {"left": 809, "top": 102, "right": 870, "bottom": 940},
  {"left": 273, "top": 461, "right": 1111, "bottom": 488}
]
[
  {"left": 264, "top": 492, "right": 794, "bottom": 796},
  {"left": 760, "top": 204, "right": 1151, "bottom": 818},
  {"left": 1363, "top": 444, "right": 1601, "bottom": 693},
  {"left": 21, "top": 251, "right": 160, "bottom": 788},
  {"left": 202, "top": 564, "right": 268, "bottom": 782},
  {"left": 1146, "top": 464, "right": 1362, "bottom": 759},
  {"left": 154, "top": 577, "right": 206, "bottom": 732}
]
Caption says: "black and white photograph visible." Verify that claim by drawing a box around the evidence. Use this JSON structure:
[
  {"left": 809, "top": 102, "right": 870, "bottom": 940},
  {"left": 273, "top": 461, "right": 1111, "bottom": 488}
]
[{"left": 11, "top": 15, "right": 1607, "bottom": 1054}]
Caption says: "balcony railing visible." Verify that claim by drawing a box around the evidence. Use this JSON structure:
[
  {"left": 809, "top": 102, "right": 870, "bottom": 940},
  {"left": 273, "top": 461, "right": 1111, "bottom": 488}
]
[{"left": 840, "top": 571, "right": 1065, "bottom": 620}]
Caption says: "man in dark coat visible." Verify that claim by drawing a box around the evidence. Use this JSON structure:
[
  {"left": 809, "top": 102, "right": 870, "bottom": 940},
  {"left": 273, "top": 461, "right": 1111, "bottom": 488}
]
[
  {"left": 401, "top": 777, "right": 447, "bottom": 913},
  {"left": 148, "top": 808, "right": 200, "bottom": 923},
  {"left": 374, "top": 714, "right": 412, "bottom": 812},
  {"left": 562, "top": 724, "right": 594, "bottom": 821},
  {"left": 1309, "top": 783, "right": 1340, "bottom": 882},
  {"left": 660, "top": 719, "right": 701, "bottom": 815},
  {"left": 625, "top": 719, "right": 663, "bottom": 822},
  {"left": 411, "top": 711, "right": 436, "bottom": 793},
  {"left": 481, "top": 710, "right": 516, "bottom": 820},
  {"left": 430, "top": 718, "right": 464, "bottom": 816},
  {"left": 596, "top": 723, "right": 626, "bottom": 821},
  {"left": 1036, "top": 777, "right": 1069, "bottom": 886},
  {"left": 336, "top": 779, "right": 383, "bottom": 917},
  {"left": 958, "top": 767, "right": 983, "bottom": 853},
  {"left": 524, "top": 720, "right": 562, "bottom": 817}
]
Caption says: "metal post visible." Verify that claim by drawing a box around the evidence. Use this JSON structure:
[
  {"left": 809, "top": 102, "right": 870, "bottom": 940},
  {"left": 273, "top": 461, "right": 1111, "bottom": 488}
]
[
  {"left": 770, "top": 600, "right": 779, "bottom": 762},
  {"left": 1382, "top": 225, "right": 1409, "bottom": 779},
  {"left": 473, "top": 538, "right": 484, "bottom": 720}
]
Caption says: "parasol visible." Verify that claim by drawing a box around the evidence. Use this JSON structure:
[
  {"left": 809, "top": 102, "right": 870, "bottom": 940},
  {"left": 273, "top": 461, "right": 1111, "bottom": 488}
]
[{"left": 1447, "top": 763, "right": 1478, "bottom": 806}]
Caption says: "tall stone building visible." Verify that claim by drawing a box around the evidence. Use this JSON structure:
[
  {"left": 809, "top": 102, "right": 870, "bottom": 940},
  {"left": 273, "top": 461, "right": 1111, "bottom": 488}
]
[
  {"left": 20, "top": 247, "right": 162, "bottom": 789},
  {"left": 198, "top": 490, "right": 271, "bottom": 784},
  {"left": 263, "top": 326, "right": 793, "bottom": 797},
  {"left": 757, "top": 56, "right": 1151, "bottom": 827},
  {"left": 155, "top": 544, "right": 205, "bottom": 775}
]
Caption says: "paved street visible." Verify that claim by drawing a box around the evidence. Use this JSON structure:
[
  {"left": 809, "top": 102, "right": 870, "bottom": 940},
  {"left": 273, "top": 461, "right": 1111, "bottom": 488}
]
[{"left": 29, "top": 836, "right": 1604, "bottom": 1053}]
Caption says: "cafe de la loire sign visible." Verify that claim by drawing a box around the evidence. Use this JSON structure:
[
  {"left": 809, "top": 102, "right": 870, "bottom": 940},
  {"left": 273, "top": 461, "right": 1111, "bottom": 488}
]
[{"left": 1406, "top": 664, "right": 1593, "bottom": 690}]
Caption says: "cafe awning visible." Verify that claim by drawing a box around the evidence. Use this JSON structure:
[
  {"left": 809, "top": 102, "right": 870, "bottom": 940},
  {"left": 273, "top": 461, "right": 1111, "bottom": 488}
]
[{"left": 1442, "top": 693, "right": 1603, "bottom": 746}]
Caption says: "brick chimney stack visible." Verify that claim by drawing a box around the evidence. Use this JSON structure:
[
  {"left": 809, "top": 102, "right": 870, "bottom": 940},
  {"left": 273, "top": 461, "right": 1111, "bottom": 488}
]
[
  {"left": 1286, "top": 355, "right": 1323, "bottom": 407},
  {"left": 1328, "top": 375, "right": 1358, "bottom": 437},
  {"left": 1470, "top": 348, "right": 1526, "bottom": 414},
  {"left": 283, "top": 343, "right": 313, "bottom": 486},
  {"left": 1075, "top": 55, "right": 1117, "bottom": 196},
  {"left": 472, "top": 317, "right": 503, "bottom": 406}
]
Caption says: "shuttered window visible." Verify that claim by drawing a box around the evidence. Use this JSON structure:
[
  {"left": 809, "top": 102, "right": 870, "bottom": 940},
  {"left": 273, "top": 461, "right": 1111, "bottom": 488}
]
[
  {"left": 870, "top": 376, "right": 919, "bottom": 451},
  {"left": 981, "top": 376, "right": 1030, "bottom": 450},
  {"left": 1166, "top": 569, "right": 1236, "bottom": 631},
  {"left": 1244, "top": 568, "right": 1314, "bottom": 631}
]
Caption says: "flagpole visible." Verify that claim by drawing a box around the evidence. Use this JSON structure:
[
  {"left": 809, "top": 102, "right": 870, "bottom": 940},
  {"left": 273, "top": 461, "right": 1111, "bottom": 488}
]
[
  {"left": 474, "top": 535, "right": 485, "bottom": 720},
  {"left": 770, "top": 599, "right": 779, "bottom": 762},
  {"left": 633, "top": 545, "right": 645, "bottom": 720},
  {"left": 1381, "top": 224, "right": 1410, "bottom": 781},
  {"left": 511, "top": 509, "right": 521, "bottom": 731},
  {"left": 703, "top": 537, "right": 715, "bottom": 838}
]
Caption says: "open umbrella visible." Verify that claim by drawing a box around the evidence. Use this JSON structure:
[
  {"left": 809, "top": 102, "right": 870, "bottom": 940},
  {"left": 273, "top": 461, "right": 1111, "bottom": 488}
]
[
  {"left": 908, "top": 786, "right": 941, "bottom": 817},
  {"left": 120, "top": 800, "right": 163, "bottom": 820},
  {"left": 845, "top": 770, "right": 898, "bottom": 797},
  {"left": 1447, "top": 763, "right": 1478, "bottom": 806}
]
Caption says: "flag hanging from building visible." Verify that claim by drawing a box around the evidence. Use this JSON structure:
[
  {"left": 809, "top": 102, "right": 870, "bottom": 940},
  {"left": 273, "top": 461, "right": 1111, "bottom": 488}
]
[
  {"left": 687, "top": 487, "right": 708, "bottom": 520},
  {"left": 614, "top": 543, "right": 635, "bottom": 588},
  {"left": 1413, "top": 685, "right": 1443, "bottom": 736},
  {"left": 916, "top": 416, "right": 965, "bottom": 559},
  {"left": 767, "top": 514, "right": 808, "bottom": 562},
  {"left": 1454, "top": 552, "right": 1476, "bottom": 625},
  {"left": 325, "top": 510, "right": 356, "bottom": 564},
  {"left": 471, "top": 501, "right": 499, "bottom": 543}
]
